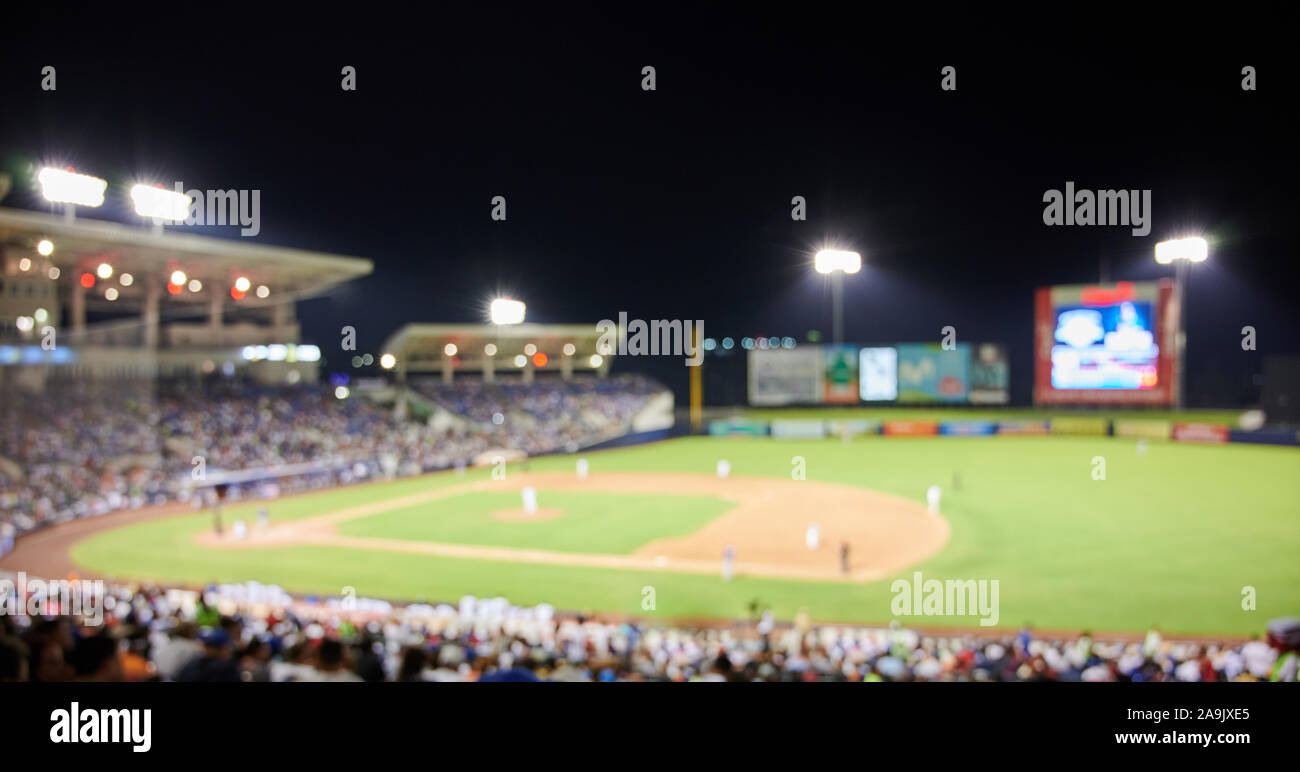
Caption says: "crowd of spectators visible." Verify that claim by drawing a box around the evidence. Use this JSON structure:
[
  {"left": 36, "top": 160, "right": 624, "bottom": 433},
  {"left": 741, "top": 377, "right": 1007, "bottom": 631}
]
[
  {"left": 3, "top": 576, "right": 1295, "bottom": 683},
  {"left": 0, "top": 374, "right": 667, "bottom": 545},
  {"left": 413, "top": 374, "right": 664, "bottom": 455}
]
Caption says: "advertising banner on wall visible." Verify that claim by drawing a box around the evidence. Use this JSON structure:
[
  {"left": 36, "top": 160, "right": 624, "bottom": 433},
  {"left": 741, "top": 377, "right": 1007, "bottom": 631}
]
[
  {"left": 969, "top": 343, "right": 1010, "bottom": 404},
  {"left": 821, "top": 344, "right": 860, "bottom": 404},
  {"left": 1034, "top": 280, "right": 1176, "bottom": 405},
  {"left": 858, "top": 347, "right": 898, "bottom": 401},
  {"left": 896, "top": 343, "right": 970, "bottom": 402},
  {"left": 747, "top": 347, "right": 823, "bottom": 405}
]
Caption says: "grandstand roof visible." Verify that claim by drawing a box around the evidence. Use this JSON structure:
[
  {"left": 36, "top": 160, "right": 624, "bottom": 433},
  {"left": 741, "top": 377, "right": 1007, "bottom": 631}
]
[
  {"left": 382, "top": 322, "right": 610, "bottom": 374},
  {"left": 0, "top": 207, "right": 372, "bottom": 308}
]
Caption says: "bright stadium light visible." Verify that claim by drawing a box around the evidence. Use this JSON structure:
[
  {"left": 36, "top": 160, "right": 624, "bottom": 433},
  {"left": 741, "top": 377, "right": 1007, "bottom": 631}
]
[
  {"left": 130, "top": 184, "right": 191, "bottom": 221},
  {"left": 380, "top": 353, "right": 396, "bottom": 370},
  {"left": 37, "top": 239, "right": 54, "bottom": 256},
  {"left": 490, "top": 297, "right": 526, "bottom": 325},
  {"left": 813, "top": 248, "right": 863, "bottom": 344},
  {"left": 814, "top": 249, "right": 861, "bottom": 274},
  {"left": 38, "top": 167, "right": 106, "bottom": 207},
  {"left": 1154, "top": 236, "right": 1208, "bottom": 264}
]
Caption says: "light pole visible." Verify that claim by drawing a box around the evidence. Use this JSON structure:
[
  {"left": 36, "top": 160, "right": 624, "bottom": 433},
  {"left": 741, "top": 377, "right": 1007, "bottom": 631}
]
[
  {"left": 814, "top": 249, "right": 861, "bottom": 344},
  {"left": 1154, "top": 236, "right": 1208, "bottom": 411}
]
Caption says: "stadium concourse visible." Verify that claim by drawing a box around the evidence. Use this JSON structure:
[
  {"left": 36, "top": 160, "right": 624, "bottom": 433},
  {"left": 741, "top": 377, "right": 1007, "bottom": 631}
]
[{"left": 3, "top": 578, "right": 1298, "bottom": 683}]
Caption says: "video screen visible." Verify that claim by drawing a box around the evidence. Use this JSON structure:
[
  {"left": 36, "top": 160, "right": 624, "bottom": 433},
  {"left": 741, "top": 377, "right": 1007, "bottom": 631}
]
[{"left": 1050, "top": 300, "right": 1159, "bottom": 389}]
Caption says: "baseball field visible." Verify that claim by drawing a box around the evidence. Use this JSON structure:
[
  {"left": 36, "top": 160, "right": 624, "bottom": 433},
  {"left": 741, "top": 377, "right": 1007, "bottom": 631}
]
[{"left": 37, "top": 419, "right": 1296, "bottom": 638}]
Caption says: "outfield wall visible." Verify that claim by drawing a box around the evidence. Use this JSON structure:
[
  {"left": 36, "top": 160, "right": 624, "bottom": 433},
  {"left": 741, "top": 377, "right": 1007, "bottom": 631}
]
[{"left": 709, "top": 416, "right": 1299, "bottom": 447}]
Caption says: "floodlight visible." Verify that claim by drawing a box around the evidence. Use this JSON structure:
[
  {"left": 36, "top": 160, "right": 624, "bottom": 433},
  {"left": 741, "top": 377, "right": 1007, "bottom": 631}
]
[
  {"left": 38, "top": 167, "right": 106, "bottom": 207},
  {"left": 814, "top": 249, "right": 861, "bottom": 274},
  {"left": 130, "top": 184, "right": 191, "bottom": 221},
  {"left": 490, "top": 297, "right": 526, "bottom": 325},
  {"left": 1154, "top": 237, "right": 1208, "bottom": 264}
]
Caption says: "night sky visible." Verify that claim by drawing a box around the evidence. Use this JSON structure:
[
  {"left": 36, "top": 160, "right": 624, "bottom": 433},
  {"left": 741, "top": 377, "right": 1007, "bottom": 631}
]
[{"left": 2, "top": 7, "right": 1296, "bottom": 406}]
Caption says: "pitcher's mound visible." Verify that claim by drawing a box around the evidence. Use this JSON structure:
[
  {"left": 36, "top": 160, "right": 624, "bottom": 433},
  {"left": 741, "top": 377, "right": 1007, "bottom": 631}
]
[{"left": 491, "top": 507, "right": 564, "bottom": 522}]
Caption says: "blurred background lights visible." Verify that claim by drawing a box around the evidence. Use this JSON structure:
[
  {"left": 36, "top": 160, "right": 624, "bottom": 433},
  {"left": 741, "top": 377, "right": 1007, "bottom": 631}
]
[
  {"left": 36, "top": 239, "right": 54, "bottom": 256},
  {"left": 96, "top": 263, "right": 113, "bottom": 279}
]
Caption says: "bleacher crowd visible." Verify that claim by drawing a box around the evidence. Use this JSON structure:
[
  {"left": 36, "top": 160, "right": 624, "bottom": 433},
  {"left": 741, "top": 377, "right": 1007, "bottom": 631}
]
[
  {"left": 0, "top": 374, "right": 665, "bottom": 547},
  {"left": 2, "top": 577, "right": 1296, "bottom": 683}
]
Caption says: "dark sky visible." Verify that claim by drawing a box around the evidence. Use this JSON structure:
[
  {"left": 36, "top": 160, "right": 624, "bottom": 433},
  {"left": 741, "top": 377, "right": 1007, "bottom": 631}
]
[{"left": 2, "top": 7, "right": 1296, "bottom": 406}]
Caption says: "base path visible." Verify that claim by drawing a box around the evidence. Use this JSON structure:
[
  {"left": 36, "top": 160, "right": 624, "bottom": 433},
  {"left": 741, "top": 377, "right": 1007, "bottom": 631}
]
[{"left": 195, "top": 472, "right": 950, "bottom": 583}]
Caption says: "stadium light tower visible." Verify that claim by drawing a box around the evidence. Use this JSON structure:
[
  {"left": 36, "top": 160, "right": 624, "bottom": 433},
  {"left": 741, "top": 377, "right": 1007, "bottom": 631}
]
[
  {"left": 38, "top": 166, "right": 107, "bottom": 221},
  {"left": 1154, "top": 236, "right": 1208, "bottom": 411},
  {"left": 814, "top": 249, "right": 861, "bottom": 344}
]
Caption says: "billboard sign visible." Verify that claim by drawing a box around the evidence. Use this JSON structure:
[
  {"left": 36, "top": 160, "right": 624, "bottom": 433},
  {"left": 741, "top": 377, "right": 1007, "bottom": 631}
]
[
  {"left": 821, "top": 344, "right": 860, "bottom": 404},
  {"left": 748, "top": 347, "right": 822, "bottom": 405},
  {"left": 858, "top": 347, "right": 898, "bottom": 401},
  {"left": 1034, "top": 280, "right": 1176, "bottom": 405},
  {"left": 896, "top": 343, "right": 970, "bottom": 402}
]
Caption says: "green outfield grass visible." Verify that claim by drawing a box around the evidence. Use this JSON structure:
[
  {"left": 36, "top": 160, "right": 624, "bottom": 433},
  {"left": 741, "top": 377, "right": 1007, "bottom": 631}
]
[{"left": 69, "top": 434, "right": 1299, "bottom": 635}]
